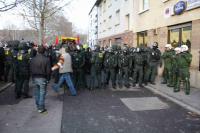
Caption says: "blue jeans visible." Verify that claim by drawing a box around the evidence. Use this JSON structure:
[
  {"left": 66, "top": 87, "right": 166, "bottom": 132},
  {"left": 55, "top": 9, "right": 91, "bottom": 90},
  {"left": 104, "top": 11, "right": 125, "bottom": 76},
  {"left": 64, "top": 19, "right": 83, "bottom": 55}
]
[
  {"left": 52, "top": 73, "right": 77, "bottom": 96},
  {"left": 33, "top": 78, "right": 47, "bottom": 110}
]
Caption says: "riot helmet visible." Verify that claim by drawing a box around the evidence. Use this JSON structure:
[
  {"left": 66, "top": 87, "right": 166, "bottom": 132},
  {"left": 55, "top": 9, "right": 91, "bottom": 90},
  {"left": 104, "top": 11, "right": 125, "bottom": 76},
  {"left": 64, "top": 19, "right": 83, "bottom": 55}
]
[
  {"left": 136, "top": 47, "right": 140, "bottom": 53},
  {"left": 174, "top": 47, "right": 181, "bottom": 54},
  {"left": 94, "top": 45, "right": 100, "bottom": 52},
  {"left": 181, "top": 45, "right": 189, "bottom": 52}
]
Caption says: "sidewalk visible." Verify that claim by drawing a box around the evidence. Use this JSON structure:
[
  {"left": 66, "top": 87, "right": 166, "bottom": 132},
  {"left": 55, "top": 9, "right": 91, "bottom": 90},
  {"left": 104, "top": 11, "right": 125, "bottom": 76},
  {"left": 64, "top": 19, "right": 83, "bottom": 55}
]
[
  {"left": 0, "top": 82, "right": 63, "bottom": 133},
  {"left": 146, "top": 77, "right": 200, "bottom": 115}
]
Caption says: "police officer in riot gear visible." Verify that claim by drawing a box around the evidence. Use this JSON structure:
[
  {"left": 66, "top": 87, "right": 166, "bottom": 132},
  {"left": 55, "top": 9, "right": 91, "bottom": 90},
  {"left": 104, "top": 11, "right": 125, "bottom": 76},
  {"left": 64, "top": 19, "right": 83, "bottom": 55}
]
[
  {"left": 174, "top": 45, "right": 192, "bottom": 95},
  {"left": 132, "top": 47, "right": 145, "bottom": 87},
  {"left": 90, "top": 45, "right": 104, "bottom": 90},
  {"left": 145, "top": 42, "right": 161, "bottom": 85},
  {"left": 15, "top": 42, "right": 31, "bottom": 99},
  {"left": 117, "top": 46, "right": 132, "bottom": 88},
  {"left": 72, "top": 45, "right": 85, "bottom": 90},
  {"left": 161, "top": 44, "right": 175, "bottom": 87},
  {"left": 4, "top": 43, "right": 13, "bottom": 82}
]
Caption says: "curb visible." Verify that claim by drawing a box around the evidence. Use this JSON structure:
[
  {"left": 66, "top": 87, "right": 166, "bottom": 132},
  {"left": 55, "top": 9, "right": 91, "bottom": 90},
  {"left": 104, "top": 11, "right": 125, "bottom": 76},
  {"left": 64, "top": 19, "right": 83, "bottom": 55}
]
[
  {"left": 0, "top": 82, "right": 13, "bottom": 93},
  {"left": 146, "top": 85, "right": 200, "bottom": 115}
]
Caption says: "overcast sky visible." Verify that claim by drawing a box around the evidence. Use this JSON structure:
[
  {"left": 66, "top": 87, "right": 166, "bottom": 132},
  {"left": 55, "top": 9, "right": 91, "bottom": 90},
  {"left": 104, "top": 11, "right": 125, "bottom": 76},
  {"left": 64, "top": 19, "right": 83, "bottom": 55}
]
[{"left": 0, "top": 0, "right": 96, "bottom": 33}]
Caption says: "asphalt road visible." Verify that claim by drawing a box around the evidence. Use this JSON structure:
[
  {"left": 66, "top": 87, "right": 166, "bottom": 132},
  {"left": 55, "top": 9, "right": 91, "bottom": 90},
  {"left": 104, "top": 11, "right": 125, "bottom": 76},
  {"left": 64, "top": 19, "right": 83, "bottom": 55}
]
[
  {"left": 0, "top": 83, "right": 21, "bottom": 105},
  {"left": 1, "top": 84, "right": 200, "bottom": 133},
  {"left": 61, "top": 87, "right": 200, "bottom": 133}
]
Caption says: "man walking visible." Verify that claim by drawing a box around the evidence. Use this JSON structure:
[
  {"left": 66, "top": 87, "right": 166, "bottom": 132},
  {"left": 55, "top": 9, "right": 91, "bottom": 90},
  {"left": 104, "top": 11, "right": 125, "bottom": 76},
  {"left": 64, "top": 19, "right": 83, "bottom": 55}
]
[
  {"left": 30, "top": 46, "right": 51, "bottom": 113},
  {"left": 51, "top": 46, "right": 77, "bottom": 96}
]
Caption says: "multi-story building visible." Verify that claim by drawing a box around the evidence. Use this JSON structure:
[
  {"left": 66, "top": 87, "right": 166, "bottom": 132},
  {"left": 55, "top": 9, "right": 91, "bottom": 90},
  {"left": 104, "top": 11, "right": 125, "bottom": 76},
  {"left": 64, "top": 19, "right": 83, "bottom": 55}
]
[
  {"left": 89, "top": 0, "right": 200, "bottom": 88},
  {"left": 96, "top": 0, "right": 134, "bottom": 46},
  {"left": 88, "top": 4, "right": 98, "bottom": 48},
  {"left": 132, "top": 0, "right": 200, "bottom": 88}
]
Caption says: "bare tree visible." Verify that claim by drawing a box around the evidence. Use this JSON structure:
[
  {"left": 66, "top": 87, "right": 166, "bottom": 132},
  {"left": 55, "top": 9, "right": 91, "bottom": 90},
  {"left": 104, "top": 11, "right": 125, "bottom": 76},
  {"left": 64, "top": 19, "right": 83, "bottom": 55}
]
[
  {"left": 0, "top": 0, "right": 24, "bottom": 12},
  {"left": 20, "top": 0, "right": 74, "bottom": 45}
]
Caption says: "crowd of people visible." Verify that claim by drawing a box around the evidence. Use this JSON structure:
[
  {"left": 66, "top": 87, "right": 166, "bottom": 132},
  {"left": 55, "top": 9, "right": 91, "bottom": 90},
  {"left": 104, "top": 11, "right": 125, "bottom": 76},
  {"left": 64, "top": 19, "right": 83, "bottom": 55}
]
[{"left": 0, "top": 40, "right": 192, "bottom": 113}]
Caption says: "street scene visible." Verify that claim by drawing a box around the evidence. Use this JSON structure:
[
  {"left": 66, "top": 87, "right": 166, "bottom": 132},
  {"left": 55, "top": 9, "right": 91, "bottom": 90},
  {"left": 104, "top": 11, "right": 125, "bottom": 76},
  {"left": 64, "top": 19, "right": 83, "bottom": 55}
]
[{"left": 0, "top": 0, "right": 200, "bottom": 133}]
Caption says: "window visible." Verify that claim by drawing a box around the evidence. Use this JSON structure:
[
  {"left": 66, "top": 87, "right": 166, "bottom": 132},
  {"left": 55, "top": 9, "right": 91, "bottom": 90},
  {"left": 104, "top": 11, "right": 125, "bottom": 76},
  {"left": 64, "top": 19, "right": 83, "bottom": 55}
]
[
  {"left": 103, "top": 0, "right": 106, "bottom": 12},
  {"left": 168, "top": 24, "right": 192, "bottom": 48},
  {"left": 115, "top": 10, "right": 120, "bottom": 26},
  {"left": 143, "top": 0, "right": 149, "bottom": 10},
  {"left": 139, "top": 0, "right": 149, "bottom": 12},
  {"left": 125, "top": 14, "right": 130, "bottom": 30},
  {"left": 107, "top": 0, "right": 112, "bottom": 8},
  {"left": 103, "top": 19, "right": 107, "bottom": 32},
  {"left": 109, "top": 39, "right": 112, "bottom": 46},
  {"left": 99, "top": 5, "right": 102, "bottom": 16},
  {"left": 115, "top": 37, "right": 122, "bottom": 45},
  {"left": 137, "top": 31, "right": 148, "bottom": 46},
  {"left": 108, "top": 15, "right": 112, "bottom": 29}
]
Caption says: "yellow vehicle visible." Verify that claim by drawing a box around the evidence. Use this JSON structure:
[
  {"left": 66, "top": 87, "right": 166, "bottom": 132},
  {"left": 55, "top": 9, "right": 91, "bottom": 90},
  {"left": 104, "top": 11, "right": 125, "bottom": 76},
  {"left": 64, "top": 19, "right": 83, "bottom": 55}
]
[{"left": 55, "top": 36, "right": 80, "bottom": 45}]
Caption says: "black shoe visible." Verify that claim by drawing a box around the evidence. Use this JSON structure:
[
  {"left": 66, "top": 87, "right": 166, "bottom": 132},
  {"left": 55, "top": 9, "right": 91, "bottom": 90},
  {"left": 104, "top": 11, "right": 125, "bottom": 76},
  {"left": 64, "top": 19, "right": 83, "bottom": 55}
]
[
  {"left": 125, "top": 85, "right": 130, "bottom": 88},
  {"left": 23, "top": 95, "right": 32, "bottom": 99},
  {"left": 113, "top": 85, "right": 116, "bottom": 89},
  {"left": 38, "top": 109, "right": 48, "bottom": 114},
  {"left": 139, "top": 84, "right": 144, "bottom": 88},
  {"left": 167, "top": 84, "right": 174, "bottom": 87},
  {"left": 150, "top": 82, "right": 156, "bottom": 85},
  {"left": 174, "top": 89, "right": 180, "bottom": 93},
  {"left": 15, "top": 95, "right": 21, "bottom": 99},
  {"left": 118, "top": 85, "right": 122, "bottom": 89},
  {"left": 185, "top": 91, "right": 190, "bottom": 95},
  {"left": 132, "top": 84, "right": 136, "bottom": 87},
  {"left": 161, "top": 81, "right": 167, "bottom": 84}
]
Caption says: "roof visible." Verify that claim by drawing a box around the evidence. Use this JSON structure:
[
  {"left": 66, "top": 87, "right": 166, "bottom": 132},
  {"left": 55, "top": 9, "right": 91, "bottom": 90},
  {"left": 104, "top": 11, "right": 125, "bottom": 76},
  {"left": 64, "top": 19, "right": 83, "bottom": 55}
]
[{"left": 88, "top": 0, "right": 102, "bottom": 15}]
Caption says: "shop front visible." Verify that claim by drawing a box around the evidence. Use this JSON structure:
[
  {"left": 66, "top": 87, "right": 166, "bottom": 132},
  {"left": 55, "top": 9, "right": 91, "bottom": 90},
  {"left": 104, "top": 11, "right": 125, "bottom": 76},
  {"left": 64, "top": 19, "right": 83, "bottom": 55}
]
[{"left": 168, "top": 23, "right": 192, "bottom": 49}]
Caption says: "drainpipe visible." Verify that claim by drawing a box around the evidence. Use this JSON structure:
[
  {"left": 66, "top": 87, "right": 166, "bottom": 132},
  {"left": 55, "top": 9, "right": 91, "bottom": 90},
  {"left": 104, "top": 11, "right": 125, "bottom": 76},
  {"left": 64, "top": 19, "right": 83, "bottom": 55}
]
[{"left": 199, "top": 50, "right": 200, "bottom": 71}]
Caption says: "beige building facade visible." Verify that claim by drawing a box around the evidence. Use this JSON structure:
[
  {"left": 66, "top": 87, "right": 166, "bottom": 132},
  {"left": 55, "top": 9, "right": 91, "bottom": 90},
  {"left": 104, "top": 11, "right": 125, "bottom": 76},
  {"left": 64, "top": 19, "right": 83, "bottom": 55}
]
[
  {"left": 91, "top": 0, "right": 200, "bottom": 88},
  {"left": 132, "top": 0, "right": 200, "bottom": 88}
]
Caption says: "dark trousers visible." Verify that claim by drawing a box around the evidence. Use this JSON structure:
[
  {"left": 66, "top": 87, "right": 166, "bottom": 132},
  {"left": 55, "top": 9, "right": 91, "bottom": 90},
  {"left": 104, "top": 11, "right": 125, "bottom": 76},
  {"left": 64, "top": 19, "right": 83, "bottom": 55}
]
[{"left": 15, "top": 75, "right": 29, "bottom": 97}]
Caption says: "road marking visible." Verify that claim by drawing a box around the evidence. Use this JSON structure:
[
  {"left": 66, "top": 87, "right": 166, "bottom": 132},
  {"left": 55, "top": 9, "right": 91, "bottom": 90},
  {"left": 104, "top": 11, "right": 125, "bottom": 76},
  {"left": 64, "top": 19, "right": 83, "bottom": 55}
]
[{"left": 121, "top": 97, "right": 169, "bottom": 111}]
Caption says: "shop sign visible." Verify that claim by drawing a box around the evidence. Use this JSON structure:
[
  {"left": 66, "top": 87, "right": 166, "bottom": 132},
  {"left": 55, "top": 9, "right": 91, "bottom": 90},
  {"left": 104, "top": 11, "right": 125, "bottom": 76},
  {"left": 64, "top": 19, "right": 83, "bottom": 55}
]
[
  {"left": 174, "top": 1, "right": 186, "bottom": 15},
  {"left": 187, "top": 0, "right": 200, "bottom": 10},
  {"left": 164, "top": 6, "right": 173, "bottom": 18}
]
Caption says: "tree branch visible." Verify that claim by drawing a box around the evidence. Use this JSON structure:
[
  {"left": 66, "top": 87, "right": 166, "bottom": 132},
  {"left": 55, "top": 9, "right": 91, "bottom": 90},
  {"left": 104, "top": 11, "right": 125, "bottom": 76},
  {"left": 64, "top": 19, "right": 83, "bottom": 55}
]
[{"left": 0, "top": 0, "right": 25, "bottom": 12}]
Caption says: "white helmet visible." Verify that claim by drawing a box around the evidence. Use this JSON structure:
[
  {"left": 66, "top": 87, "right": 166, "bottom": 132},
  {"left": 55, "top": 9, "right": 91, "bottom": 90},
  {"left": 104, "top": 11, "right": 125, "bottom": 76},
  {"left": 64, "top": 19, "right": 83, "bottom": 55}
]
[
  {"left": 181, "top": 45, "right": 188, "bottom": 52},
  {"left": 174, "top": 47, "right": 181, "bottom": 54},
  {"left": 165, "top": 44, "right": 172, "bottom": 49}
]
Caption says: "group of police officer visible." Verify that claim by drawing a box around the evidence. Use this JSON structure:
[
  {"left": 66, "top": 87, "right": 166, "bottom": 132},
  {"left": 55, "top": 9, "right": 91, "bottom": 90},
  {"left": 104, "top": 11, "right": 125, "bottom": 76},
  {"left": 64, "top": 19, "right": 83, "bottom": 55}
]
[
  {"left": 66, "top": 42, "right": 160, "bottom": 90},
  {"left": 67, "top": 42, "right": 192, "bottom": 95},
  {"left": 0, "top": 40, "right": 37, "bottom": 99},
  {"left": 161, "top": 44, "right": 192, "bottom": 95},
  {"left": 0, "top": 40, "right": 192, "bottom": 99}
]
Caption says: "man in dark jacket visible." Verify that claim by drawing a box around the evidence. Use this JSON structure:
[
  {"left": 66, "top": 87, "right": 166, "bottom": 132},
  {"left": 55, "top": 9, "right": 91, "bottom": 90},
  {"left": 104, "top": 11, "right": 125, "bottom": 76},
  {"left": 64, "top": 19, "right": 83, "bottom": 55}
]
[{"left": 30, "top": 46, "right": 51, "bottom": 113}]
